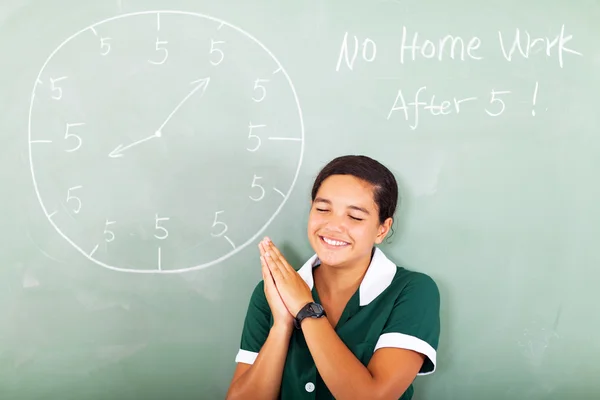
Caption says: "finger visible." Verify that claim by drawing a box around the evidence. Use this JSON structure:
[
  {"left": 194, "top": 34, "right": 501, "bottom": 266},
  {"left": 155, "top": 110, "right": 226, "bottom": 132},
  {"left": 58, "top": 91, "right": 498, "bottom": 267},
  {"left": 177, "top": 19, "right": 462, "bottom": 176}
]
[
  {"left": 261, "top": 256, "right": 276, "bottom": 287},
  {"left": 261, "top": 253, "right": 267, "bottom": 272},
  {"left": 266, "top": 250, "right": 289, "bottom": 279},
  {"left": 264, "top": 251, "right": 277, "bottom": 272},
  {"left": 265, "top": 241, "right": 293, "bottom": 274},
  {"left": 258, "top": 239, "right": 267, "bottom": 256},
  {"left": 265, "top": 239, "right": 284, "bottom": 261},
  {"left": 264, "top": 251, "right": 285, "bottom": 281},
  {"left": 265, "top": 251, "right": 289, "bottom": 283},
  {"left": 260, "top": 255, "right": 267, "bottom": 280}
]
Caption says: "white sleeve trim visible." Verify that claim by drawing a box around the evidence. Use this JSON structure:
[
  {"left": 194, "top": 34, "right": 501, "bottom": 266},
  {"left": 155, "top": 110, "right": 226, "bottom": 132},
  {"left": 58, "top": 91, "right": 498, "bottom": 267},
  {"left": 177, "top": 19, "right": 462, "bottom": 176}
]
[
  {"left": 374, "top": 332, "right": 437, "bottom": 375},
  {"left": 234, "top": 349, "right": 258, "bottom": 365}
]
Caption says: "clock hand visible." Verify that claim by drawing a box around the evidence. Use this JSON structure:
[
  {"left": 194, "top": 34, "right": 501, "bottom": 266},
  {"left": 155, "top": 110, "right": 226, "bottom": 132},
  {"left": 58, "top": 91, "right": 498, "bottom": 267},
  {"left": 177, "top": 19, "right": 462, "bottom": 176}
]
[
  {"left": 156, "top": 76, "right": 211, "bottom": 134},
  {"left": 108, "top": 77, "right": 211, "bottom": 158},
  {"left": 108, "top": 131, "right": 161, "bottom": 158}
]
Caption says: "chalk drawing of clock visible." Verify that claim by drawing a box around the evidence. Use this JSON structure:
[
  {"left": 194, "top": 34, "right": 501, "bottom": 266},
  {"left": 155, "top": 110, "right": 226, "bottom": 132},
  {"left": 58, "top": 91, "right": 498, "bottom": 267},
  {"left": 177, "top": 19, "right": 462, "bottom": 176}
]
[{"left": 28, "top": 10, "right": 305, "bottom": 274}]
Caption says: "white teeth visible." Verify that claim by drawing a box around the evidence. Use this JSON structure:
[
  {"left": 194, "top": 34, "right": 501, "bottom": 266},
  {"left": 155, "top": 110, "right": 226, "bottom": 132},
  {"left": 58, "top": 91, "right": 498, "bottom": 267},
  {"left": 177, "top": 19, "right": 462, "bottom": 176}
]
[{"left": 322, "top": 237, "right": 348, "bottom": 246}]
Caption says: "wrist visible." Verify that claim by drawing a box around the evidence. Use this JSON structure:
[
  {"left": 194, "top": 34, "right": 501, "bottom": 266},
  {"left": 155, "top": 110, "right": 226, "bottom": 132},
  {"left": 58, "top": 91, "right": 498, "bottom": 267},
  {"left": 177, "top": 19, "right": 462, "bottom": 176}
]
[
  {"left": 299, "top": 314, "right": 327, "bottom": 329},
  {"left": 293, "top": 301, "right": 326, "bottom": 330},
  {"left": 271, "top": 322, "right": 294, "bottom": 336},
  {"left": 293, "top": 298, "right": 315, "bottom": 317}
]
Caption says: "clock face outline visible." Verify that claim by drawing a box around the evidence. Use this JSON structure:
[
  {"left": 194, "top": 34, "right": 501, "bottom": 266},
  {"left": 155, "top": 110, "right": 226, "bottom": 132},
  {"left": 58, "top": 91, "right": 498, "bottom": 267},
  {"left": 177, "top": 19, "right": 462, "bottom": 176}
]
[{"left": 28, "top": 10, "right": 305, "bottom": 274}]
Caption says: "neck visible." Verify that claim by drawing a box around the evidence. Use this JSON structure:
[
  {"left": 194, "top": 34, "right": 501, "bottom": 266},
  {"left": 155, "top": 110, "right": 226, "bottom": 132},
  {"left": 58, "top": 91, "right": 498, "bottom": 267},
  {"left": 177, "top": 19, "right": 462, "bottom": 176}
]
[{"left": 314, "top": 253, "right": 372, "bottom": 298}]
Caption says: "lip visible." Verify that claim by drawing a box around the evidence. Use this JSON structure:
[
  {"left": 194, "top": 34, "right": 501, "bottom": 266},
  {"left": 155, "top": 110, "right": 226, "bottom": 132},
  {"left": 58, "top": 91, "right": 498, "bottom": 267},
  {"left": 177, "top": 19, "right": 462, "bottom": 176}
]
[{"left": 318, "top": 235, "right": 350, "bottom": 249}]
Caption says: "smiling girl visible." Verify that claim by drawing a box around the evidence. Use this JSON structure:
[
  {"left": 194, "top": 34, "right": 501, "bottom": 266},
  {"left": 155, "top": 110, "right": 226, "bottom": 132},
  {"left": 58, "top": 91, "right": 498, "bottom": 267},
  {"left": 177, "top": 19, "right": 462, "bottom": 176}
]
[{"left": 226, "top": 155, "right": 441, "bottom": 400}]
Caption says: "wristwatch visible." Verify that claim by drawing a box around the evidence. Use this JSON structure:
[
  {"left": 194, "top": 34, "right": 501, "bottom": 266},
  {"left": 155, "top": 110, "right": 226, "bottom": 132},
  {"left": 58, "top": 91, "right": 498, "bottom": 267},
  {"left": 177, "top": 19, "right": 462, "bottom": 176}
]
[{"left": 294, "top": 302, "right": 327, "bottom": 329}]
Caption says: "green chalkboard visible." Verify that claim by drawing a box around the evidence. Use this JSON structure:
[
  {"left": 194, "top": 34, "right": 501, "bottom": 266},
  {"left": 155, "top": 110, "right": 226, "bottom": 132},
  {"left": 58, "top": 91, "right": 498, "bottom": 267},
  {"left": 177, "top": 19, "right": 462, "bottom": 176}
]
[{"left": 1, "top": 0, "right": 599, "bottom": 398}]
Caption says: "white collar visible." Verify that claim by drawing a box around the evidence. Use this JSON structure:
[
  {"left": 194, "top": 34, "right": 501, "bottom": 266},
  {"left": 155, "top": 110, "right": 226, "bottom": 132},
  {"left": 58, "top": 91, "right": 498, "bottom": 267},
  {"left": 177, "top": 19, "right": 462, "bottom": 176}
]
[{"left": 297, "top": 247, "right": 397, "bottom": 306}]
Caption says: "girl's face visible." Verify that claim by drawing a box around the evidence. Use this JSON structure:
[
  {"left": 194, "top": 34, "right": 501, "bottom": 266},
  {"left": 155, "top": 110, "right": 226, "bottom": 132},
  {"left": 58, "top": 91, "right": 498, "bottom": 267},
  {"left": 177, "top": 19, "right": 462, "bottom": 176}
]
[{"left": 307, "top": 174, "right": 392, "bottom": 268}]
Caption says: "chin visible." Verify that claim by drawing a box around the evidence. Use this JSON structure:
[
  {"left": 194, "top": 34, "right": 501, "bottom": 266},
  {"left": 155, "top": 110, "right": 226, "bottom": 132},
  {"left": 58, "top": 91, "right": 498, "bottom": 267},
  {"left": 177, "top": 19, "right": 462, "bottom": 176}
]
[
  {"left": 315, "top": 252, "right": 349, "bottom": 268},
  {"left": 311, "top": 235, "right": 353, "bottom": 266}
]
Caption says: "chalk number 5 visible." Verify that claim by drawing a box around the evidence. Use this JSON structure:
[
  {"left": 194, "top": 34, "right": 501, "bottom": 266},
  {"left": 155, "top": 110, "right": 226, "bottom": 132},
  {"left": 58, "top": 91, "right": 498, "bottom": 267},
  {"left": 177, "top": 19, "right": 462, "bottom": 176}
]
[
  {"left": 211, "top": 211, "right": 228, "bottom": 237},
  {"left": 485, "top": 90, "right": 511, "bottom": 117},
  {"left": 252, "top": 79, "right": 269, "bottom": 102}
]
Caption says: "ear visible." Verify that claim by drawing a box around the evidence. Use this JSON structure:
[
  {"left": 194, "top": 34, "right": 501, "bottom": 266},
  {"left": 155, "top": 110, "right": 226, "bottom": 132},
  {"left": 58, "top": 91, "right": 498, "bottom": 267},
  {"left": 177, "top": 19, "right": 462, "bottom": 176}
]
[{"left": 374, "top": 217, "right": 393, "bottom": 244}]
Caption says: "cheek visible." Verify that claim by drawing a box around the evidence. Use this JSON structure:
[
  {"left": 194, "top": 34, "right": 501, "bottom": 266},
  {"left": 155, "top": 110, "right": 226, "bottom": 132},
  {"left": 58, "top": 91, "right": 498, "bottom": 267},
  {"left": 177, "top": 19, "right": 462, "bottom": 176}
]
[
  {"left": 351, "top": 225, "right": 380, "bottom": 244},
  {"left": 307, "top": 213, "right": 323, "bottom": 232}
]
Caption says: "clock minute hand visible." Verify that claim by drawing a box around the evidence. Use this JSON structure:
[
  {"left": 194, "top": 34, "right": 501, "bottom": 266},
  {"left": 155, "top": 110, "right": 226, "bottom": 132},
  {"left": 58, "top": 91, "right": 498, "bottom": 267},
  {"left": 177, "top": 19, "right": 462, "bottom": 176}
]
[
  {"left": 156, "top": 76, "right": 211, "bottom": 134},
  {"left": 108, "top": 77, "right": 211, "bottom": 158}
]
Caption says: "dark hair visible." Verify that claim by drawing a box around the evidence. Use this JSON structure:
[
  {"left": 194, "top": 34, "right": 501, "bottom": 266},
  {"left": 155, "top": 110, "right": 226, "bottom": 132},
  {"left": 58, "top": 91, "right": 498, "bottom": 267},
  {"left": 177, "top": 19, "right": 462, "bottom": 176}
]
[{"left": 310, "top": 155, "right": 399, "bottom": 225}]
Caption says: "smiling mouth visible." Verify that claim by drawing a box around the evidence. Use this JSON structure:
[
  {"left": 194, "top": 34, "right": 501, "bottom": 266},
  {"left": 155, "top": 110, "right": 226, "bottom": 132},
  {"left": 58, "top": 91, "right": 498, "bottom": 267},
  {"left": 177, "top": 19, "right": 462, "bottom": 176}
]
[{"left": 319, "top": 235, "right": 350, "bottom": 248}]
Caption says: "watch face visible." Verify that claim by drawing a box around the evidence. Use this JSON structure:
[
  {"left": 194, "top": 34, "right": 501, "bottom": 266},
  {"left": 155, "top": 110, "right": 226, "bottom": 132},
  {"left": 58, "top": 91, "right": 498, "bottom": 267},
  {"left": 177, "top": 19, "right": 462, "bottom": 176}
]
[
  {"left": 308, "top": 303, "right": 322, "bottom": 313},
  {"left": 28, "top": 11, "right": 304, "bottom": 274}
]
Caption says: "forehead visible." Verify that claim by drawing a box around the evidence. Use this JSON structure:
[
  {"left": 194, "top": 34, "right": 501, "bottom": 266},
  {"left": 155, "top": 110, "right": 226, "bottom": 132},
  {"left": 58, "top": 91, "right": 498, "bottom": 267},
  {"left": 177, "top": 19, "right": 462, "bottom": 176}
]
[{"left": 316, "top": 175, "right": 377, "bottom": 207}]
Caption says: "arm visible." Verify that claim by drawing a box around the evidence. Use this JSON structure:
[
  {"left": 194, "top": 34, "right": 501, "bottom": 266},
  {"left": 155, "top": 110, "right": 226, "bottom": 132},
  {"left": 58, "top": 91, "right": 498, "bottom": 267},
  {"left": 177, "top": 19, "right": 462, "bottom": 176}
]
[
  {"left": 226, "top": 323, "right": 293, "bottom": 400},
  {"left": 260, "top": 240, "right": 440, "bottom": 399},
  {"left": 301, "top": 317, "right": 424, "bottom": 400},
  {"left": 226, "top": 251, "right": 298, "bottom": 400},
  {"left": 302, "top": 273, "right": 441, "bottom": 400}
]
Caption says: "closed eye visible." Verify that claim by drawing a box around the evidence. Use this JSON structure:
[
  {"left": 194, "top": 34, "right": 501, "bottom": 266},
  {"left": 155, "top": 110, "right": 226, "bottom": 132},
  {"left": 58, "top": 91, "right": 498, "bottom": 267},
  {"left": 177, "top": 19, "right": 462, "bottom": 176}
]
[{"left": 315, "top": 208, "right": 363, "bottom": 220}]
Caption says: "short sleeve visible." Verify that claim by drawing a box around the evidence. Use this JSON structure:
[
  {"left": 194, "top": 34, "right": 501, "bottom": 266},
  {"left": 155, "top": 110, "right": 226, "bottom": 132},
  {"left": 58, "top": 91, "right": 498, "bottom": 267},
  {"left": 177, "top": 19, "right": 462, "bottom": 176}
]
[
  {"left": 234, "top": 280, "right": 273, "bottom": 365},
  {"left": 374, "top": 273, "right": 441, "bottom": 375}
]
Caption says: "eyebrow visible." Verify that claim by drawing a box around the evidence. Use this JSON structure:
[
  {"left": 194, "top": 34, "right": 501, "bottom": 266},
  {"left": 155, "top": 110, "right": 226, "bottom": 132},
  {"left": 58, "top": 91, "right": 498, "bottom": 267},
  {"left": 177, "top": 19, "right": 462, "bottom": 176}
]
[{"left": 314, "top": 197, "right": 371, "bottom": 215}]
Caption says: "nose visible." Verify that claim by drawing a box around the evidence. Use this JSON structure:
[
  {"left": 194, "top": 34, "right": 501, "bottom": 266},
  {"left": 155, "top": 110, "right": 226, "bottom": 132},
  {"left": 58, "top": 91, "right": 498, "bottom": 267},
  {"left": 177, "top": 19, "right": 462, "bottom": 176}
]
[{"left": 324, "top": 212, "right": 346, "bottom": 232}]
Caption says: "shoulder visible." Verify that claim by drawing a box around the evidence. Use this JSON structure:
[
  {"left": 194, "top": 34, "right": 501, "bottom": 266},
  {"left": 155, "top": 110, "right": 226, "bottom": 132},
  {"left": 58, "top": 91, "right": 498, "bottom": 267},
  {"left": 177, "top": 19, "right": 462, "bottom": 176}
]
[
  {"left": 249, "top": 279, "right": 266, "bottom": 301},
  {"left": 251, "top": 279, "right": 265, "bottom": 295},
  {"left": 369, "top": 247, "right": 439, "bottom": 305},
  {"left": 390, "top": 266, "right": 440, "bottom": 305},
  {"left": 245, "top": 279, "right": 270, "bottom": 312}
]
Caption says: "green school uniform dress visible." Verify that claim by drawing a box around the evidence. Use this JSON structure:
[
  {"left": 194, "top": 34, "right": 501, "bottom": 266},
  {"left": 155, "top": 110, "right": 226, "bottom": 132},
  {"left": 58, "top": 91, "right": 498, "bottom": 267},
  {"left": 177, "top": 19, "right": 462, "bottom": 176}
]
[{"left": 234, "top": 247, "right": 441, "bottom": 399}]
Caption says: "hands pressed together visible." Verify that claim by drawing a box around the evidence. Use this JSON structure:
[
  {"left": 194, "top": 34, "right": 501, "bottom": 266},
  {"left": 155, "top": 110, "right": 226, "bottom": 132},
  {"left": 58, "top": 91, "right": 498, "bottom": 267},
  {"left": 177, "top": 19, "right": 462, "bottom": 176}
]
[{"left": 259, "top": 237, "right": 314, "bottom": 328}]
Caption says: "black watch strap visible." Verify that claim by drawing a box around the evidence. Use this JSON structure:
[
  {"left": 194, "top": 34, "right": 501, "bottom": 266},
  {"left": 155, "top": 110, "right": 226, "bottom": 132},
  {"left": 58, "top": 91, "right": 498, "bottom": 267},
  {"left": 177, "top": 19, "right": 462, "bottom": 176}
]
[{"left": 294, "top": 302, "right": 326, "bottom": 329}]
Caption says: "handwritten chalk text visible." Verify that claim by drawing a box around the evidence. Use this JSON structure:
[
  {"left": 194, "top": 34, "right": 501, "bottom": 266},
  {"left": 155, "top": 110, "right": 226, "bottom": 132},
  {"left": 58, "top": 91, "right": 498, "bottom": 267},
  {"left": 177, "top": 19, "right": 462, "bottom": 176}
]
[
  {"left": 335, "top": 24, "right": 582, "bottom": 71},
  {"left": 335, "top": 32, "right": 377, "bottom": 71},
  {"left": 387, "top": 86, "right": 519, "bottom": 130},
  {"left": 400, "top": 26, "right": 483, "bottom": 63},
  {"left": 498, "top": 24, "right": 582, "bottom": 68}
]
